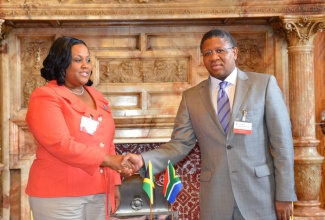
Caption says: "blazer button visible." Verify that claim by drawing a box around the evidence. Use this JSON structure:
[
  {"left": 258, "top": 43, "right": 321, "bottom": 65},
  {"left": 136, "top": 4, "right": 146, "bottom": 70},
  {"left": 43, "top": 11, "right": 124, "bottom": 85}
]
[
  {"left": 99, "top": 142, "right": 105, "bottom": 148},
  {"left": 98, "top": 116, "right": 103, "bottom": 122},
  {"left": 227, "top": 145, "right": 232, "bottom": 150},
  {"left": 100, "top": 168, "right": 104, "bottom": 174}
]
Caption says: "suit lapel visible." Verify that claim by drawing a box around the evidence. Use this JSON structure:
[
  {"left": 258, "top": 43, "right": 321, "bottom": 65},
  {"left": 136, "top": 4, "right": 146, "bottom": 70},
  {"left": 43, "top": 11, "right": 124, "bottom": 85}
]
[
  {"left": 230, "top": 70, "right": 250, "bottom": 131},
  {"left": 200, "top": 70, "right": 250, "bottom": 134},
  {"left": 47, "top": 80, "right": 89, "bottom": 116},
  {"left": 200, "top": 79, "right": 224, "bottom": 132}
]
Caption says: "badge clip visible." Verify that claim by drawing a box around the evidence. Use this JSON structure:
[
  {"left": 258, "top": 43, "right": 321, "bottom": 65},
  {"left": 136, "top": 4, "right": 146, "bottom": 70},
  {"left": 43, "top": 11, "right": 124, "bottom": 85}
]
[
  {"left": 234, "top": 109, "right": 252, "bottom": 135},
  {"left": 242, "top": 110, "right": 247, "bottom": 122}
]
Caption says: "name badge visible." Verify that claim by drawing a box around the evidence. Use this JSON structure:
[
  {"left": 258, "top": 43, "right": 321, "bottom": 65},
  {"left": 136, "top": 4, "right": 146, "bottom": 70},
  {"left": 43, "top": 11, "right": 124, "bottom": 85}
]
[
  {"left": 80, "top": 115, "right": 99, "bottom": 135},
  {"left": 233, "top": 121, "right": 252, "bottom": 134}
]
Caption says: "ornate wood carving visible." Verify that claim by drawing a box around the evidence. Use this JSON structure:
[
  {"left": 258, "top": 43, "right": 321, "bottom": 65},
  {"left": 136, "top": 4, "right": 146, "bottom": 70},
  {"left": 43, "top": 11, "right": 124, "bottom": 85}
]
[
  {"left": 20, "top": 37, "right": 51, "bottom": 107},
  {"left": 0, "top": 20, "right": 12, "bottom": 54},
  {"left": 284, "top": 16, "right": 325, "bottom": 46},
  {"left": 234, "top": 33, "right": 266, "bottom": 73},
  {"left": 0, "top": 1, "right": 324, "bottom": 20},
  {"left": 9, "top": 119, "right": 36, "bottom": 167},
  {"left": 99, "top": 58, "right": 188, "bottom": 83},
  {"left": 9, "top": 119, "right": 36, "bottom": 219}
]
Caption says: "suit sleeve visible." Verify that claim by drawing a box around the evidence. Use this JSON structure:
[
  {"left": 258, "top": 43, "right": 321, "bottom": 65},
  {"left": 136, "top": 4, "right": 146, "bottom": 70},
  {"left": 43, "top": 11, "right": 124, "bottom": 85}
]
[
  {"left": 109, "top": 141, "right": 122, "bottom": 185},
  {"left": 265, "top": 76, "right": 297, "bottom": 201},
  {"left": 141, "top": 92, "right": 197, "bottom": 174}
]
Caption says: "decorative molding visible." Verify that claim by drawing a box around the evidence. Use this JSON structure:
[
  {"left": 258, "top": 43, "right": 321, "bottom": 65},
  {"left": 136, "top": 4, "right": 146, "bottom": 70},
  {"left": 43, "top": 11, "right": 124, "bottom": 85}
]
[
  {"left": 19, "top": 3, "right": 40, "bottom": 15},
  {"left": 9, "top": 119, "right": 36, "bottom": 168},
  {"left": 9, "top": 118, "right": 37, "bottom": 219},
  {"left": 0, "top": 8, "right": 240, "bottom": 18},
  {"left": 20, "top": 37, "right": 51, "bottom": 107},
  {"left": 0, "top": 20, "right": 12, "bottom": 54},
  {"left": 234, "top": 32, "right": 267, "bottom": 73},
  {"left": 117, "top": 0, "right": 199, "bottom": 3},
  {"left": 295, "top": 162, "right": 322, "bottom": 198},
  {"left": 284, "top": 16, "right": 325, "bottom": 46},
  {"left": 242, "top": 4, "right": 324, "bottom": 15},
  {"left": 1, "top": 4, "right": 324, "bottom": 20},
  {"left": 0, "top": 42, "right": 7, "bottom": 54},
  {"left": 273, "top": 15, "right": 325, "bottom": 46},
  {"left": 99, "top": 58, "right": 189, "bottom": 83}
]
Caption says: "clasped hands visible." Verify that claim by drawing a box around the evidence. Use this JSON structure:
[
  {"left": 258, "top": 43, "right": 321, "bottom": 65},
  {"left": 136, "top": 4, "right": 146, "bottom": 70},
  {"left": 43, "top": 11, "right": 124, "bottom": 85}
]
[{"left": 109, "top": 153, "right": 144, "bottom": 177}]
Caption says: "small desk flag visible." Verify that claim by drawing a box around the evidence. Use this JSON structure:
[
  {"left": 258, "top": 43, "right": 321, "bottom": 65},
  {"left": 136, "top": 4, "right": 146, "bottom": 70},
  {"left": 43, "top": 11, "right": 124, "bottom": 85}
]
[
  {"left": 142, "top": 160, "right": 155, "bottom": 205},
  {"left": 163, "top": 160, "right": 183, "bottom": 204}
]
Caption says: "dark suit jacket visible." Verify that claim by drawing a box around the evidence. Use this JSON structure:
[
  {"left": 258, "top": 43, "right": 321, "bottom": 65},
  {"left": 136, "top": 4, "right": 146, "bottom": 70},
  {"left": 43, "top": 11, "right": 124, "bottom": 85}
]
[{"left": 141, "top": 69, "right": 297, "bottom": 219}]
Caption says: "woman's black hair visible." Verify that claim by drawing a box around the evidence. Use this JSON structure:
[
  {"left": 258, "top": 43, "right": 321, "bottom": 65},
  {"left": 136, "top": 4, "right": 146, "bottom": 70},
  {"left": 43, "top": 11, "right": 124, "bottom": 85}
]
[
  {"left": 41, "top": 36, "right": 93, "bottom": 86},
  {"left": 200, "top": 29, "right": 237, "bottom": 52}
]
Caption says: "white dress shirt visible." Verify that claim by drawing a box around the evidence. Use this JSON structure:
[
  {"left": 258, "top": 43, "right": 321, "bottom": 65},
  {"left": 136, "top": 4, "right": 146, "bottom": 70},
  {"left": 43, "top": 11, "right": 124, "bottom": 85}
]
[{"left": 210, "top": 68, "right": 238, "bottom": 115}]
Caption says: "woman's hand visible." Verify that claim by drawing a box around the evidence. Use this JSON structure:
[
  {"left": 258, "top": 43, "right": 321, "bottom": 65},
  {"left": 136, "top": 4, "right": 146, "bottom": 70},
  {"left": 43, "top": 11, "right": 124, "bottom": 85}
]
[
  {"left": 101, "top": 154, "right": 134, "bottom": 176},
  {"left": 111, "top": 185, "right": 121, "bottom": 214}
]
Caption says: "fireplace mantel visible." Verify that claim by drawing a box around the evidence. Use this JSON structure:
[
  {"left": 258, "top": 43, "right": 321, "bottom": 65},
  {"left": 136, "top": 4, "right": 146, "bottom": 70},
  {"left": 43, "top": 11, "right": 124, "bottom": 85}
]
[{"left": 1, "top": 1, "right": 324, "bottom": 27}]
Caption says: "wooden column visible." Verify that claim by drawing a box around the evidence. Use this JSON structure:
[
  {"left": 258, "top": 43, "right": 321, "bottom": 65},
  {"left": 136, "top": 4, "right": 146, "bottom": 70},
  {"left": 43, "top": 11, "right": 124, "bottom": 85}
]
[
  {"left": 0, "top": 19, "right": 12, "bottom": 219},
  {"left": 0, "top": 18, "right": 6, "bottom": 172},
  {"left": 280, "top": 15, "right": 325, "bottom": 217},
  {"left": 0, "top": 19, "right": 6, "bottom": 219}
]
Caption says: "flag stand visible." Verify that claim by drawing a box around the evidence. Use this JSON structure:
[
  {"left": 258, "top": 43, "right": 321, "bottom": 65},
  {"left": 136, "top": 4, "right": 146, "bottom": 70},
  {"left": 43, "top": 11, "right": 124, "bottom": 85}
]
[
  {"left": 171, "top": 203, "right": 174, "bottom": 220},
  {"left": 163, "top": 161, "right": 183, "bottom": 220},
  {"left": 143, "top": 160, "right": 155, "bottom": 220},
  {"left": 149, "top": 203, "right": 153, "bottom": 220}
]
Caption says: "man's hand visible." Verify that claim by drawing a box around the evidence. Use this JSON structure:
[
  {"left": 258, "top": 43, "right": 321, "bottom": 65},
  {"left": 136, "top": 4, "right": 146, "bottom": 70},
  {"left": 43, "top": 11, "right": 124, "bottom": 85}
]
[
  {"left": 122, "top": 153, "right": 144, "bottom": 172},
  {"left": 275, "top": 201, "right": 293, "bottom": 220},
  {"left": 101, "top": 154, "right": 134, "bottom": 176}
]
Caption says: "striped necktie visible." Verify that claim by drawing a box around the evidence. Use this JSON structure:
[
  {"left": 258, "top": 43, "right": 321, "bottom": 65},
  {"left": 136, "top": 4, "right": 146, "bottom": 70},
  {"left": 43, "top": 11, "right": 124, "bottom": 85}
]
[{"left": 217, "top": 81, "right": 231, "bottom": 133}]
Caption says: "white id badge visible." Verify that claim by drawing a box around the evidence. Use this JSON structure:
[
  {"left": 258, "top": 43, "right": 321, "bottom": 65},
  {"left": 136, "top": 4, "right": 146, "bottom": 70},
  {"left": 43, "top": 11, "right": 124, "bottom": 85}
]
[
  {"left": 80, "top": 116, "right": 99, "bottom": 135},
  {"left": 233, "top": 121, "right": 252, "bottom": 135}
]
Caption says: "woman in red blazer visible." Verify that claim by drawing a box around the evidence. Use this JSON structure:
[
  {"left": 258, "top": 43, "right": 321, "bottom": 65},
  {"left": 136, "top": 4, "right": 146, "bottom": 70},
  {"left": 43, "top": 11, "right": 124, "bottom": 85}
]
[{"left": 26, "top": 36, "right": 132, "bottom": 220}]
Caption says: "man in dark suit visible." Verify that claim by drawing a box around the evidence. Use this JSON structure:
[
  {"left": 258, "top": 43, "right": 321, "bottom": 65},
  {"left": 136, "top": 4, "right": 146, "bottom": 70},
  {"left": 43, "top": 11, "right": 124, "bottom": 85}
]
[{"left": 123, "top": 29, "right": 297, "bottom": 220}]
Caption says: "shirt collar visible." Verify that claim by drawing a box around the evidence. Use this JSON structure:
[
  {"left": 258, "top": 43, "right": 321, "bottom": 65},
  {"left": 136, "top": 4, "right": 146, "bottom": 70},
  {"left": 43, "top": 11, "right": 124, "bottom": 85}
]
[{"left": 210, "top": 67, "right": 237, "bottom": 89}]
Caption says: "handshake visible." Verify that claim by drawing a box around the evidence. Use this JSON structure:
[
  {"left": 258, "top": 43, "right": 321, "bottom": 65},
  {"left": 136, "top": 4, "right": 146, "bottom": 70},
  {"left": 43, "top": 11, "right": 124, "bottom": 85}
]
[{"left": 102, "top": 153, "right": 145, "bottom": 177}]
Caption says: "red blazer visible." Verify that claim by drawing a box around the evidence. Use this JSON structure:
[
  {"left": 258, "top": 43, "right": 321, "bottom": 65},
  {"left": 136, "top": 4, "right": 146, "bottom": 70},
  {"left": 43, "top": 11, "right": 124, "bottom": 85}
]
[{"left": 25, "top": 80, "right": 121, "bottom": 212}]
